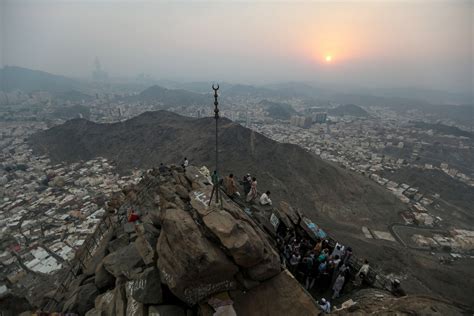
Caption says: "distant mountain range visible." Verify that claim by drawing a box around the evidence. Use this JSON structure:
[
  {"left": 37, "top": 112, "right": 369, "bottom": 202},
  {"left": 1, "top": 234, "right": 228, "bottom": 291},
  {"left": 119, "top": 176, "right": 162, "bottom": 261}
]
[
  {"left": 29, "top": 110, "right": 405, "bottom": 232},
  {"left": 124, "top": 85, "right": 210, "bottom": 108},
  {"left": 29, "top": 110, "right": 474, "bottom": 306},
  {"left": 0, "top": 66, "right": 80, "bottom": 93},
  {"left": 2, "top": 66, "right": 471, "bottom": 127}
]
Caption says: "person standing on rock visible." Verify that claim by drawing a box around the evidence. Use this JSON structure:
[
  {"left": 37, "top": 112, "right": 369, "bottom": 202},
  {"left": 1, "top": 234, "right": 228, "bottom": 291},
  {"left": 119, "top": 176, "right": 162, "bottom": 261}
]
[
  {"left": 159, "top": 163, "right": 168, "bottom": 174},
  {"left": 182, "top": 157, "right": 189, "bottom": 169},
  {"left": 342, "top": 246, "right": 353, "bottom": 265},
  {"left": 224, "top": 174, "right": 239, "bottom": 198},
  {"left": 289, "top": 252, "right": 300, "bottom": 275},
  {"left": 332, "top": 272, "right": 346, "bottom": 299},
  {"left": 242, "top": 173, "right": 251, "bottom": 195},
  {"left": 246, "top": 177, "right": 258, "bottom": 202}
]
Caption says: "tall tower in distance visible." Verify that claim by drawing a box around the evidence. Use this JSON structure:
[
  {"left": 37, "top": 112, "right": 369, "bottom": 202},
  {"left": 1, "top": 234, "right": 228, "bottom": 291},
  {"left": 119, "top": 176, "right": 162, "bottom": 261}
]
[{"left": 92, "top": 57, "right": 109, "bottom": 81}]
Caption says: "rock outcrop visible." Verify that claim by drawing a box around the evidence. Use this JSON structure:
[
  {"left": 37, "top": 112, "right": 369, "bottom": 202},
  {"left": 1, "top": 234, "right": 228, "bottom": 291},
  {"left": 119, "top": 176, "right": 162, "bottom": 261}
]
[
  {"left": 157, "top": 207, "right": 239, "bottom": 305},
  {"left": 232, "top": 270, "right": 320, "bottom": 316},
  {"left": 56, "top": 165, "right": 317, "bottom": 315},
  {"left": 46, "top": 164, "right": 470, "bottom": 316}
]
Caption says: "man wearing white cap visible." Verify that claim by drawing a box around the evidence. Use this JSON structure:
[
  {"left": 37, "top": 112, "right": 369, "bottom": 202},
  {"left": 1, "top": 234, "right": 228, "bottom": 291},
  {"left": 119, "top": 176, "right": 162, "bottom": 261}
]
[{"left": 318, "top": 298, "right": 331, "bottom": 313}]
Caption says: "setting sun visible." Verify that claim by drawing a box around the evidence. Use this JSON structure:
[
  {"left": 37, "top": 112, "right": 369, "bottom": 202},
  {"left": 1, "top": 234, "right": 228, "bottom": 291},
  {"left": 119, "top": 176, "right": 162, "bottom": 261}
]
[{"left": 325, "top": 55, "right": 332, "bottom": 62}]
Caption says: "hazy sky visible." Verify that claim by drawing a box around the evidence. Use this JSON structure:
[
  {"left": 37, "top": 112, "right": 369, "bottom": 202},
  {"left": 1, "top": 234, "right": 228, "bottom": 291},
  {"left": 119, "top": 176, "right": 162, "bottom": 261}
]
[{"left": 1, "top": 0, "right": 473, "bottom": 93}]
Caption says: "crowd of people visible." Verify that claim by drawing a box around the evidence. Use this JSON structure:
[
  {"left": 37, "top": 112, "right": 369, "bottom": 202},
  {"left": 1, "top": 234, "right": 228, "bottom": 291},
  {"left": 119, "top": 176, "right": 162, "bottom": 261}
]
[
  {"left": 220, "top": 170, "right": 371, "bottom": 313},
  {"left": 277, "top": 232, "right": 359, "bottom": 295},
  {"left": 275, "top": 230, "right": 373, "bottom": 313},
  {"left": 166, "top": 165, "right": 403, "bottom": 313}
]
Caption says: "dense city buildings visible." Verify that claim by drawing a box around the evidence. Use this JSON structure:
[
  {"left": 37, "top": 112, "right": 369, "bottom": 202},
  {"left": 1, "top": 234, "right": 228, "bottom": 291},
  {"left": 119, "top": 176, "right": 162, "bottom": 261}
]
[{"left": 0, "top": 84, "right": 472, "bottom": 310}]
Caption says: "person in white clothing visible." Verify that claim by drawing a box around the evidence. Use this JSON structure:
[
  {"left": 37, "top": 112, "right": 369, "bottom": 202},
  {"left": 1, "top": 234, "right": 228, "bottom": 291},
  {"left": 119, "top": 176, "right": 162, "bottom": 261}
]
[
  {"left": 318, "top": 298, "right": 331, "bottom": 313},
  {"left": 356, "top": 259, "right": 370, "bottom": 278},
  {"left": 259, "top": 191, "right": 272, "bottom": 206},
  {"left": 355, "top": 259, "right": 370, "bottom": 286}
]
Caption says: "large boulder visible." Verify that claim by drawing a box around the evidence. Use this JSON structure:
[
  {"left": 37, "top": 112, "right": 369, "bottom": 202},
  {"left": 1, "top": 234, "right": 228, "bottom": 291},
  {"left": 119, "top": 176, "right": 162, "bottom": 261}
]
[
  {"left": 278, "top": 201, "right": 301, "bottom": 226},
  {"left": 134, "top": 224, "right": 156, "bottom": 265},
  {"left": 232, "top": 270, "right": 320, "bottom": 316},
  {"left": 157, "top": 208, "right": 238, "bottom": 305},
  {"left": 107, "top": 234, "right": 129, "bottom": 254},
  {"left": 175, "top": 184, "right": 190, "bottom": 201},
  {"left": 245, "top": 245, "right": 281, "bottom": 281},
  {"left": 191, "top": 186, "right": 281, "bottom": 282},
  {"left": 190, "top": 187, "right": 214, "bottom": 216},
  {"left": 125, "top": 267, "right": 163, "bottom": 305},
  {"left": 102, "top": 243, "right": 144, "bottom": 278},
  {"left": 62, "top": 283, "right": 99, "bottom": 316},
  {"left": 160, "top": 184, "right": 177, "bottom": 201},
  {"left": 95, "top": 261, "right": 115, "bottom": 290},
  {"left": 93, "top": 290, "right": 116, "bottom": 315},
  {"left": 202, "top": 209, "right": 264, "bottom": 268},
  {"left": 185, "top": 166, "right": 211, "bottom": 189},
  {"left": 93, "top": 284, "right": 127, "bottom": 316},
  {"left": 125, "top": 295, "right": 145, "bottom": 316}
]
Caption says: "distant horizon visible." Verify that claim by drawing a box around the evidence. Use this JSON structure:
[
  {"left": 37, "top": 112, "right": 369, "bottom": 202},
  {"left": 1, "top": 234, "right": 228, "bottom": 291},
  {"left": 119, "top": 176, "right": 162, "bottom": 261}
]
[
  {"left": 1, "top": 64, "right": 472, "bottom": 99},
  {"left": 1, "top": 0, "right": 472, "bottom": 95}
]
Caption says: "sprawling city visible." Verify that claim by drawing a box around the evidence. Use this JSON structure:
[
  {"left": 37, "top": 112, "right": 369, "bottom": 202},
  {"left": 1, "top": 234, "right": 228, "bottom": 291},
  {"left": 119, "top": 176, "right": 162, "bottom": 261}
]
[{"left": 1, "top": 0, "right": 473, "bottom": 315}]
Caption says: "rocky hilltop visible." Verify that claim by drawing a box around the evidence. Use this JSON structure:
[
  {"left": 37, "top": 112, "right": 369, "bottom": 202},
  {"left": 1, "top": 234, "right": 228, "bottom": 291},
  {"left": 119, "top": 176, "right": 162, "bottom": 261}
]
[
  {"left": 37, "top": 165, "right": 467, "bottom": 316},
  {"left": 46, "top": 165, "right": 323, "bottom": 315},
  {"left": 29, "top": 111, "right": 474, "bottom": 307},
  {"left": 29, "top": 110, "right": 405, "bottom": 228}
]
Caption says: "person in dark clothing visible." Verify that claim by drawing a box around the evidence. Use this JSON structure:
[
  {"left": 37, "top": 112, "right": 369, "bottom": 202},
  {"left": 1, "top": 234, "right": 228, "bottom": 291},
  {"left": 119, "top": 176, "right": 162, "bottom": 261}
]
[
  {"left": 391, "top": 279, "right": 406, "bottom": 297},
  {"left": 242, "top": 173, "right": 251, "bottom": 195},
  {"left": 158, "top": 163, "right": 167, "bottom": 174}
]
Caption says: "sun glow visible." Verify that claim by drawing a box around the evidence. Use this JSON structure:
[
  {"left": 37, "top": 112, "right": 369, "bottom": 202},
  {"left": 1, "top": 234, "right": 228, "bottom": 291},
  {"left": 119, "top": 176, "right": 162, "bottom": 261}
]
[{"left": 325, "top": 55, "right": 332, "bottom": 62}]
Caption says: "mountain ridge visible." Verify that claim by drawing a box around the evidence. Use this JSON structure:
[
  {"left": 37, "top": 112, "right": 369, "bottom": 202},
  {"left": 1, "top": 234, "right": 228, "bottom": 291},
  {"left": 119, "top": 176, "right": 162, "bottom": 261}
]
[
  {"left": 29, "top": 110, "right": 404, "bottom": 226},
  {"left": 28, "top": 110, "right": 474, "bottom": 307}
]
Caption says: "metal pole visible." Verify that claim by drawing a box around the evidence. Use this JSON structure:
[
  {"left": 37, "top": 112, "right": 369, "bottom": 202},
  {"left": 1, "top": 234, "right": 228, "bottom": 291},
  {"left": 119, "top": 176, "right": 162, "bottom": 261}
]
[{"left": 212, "top": 84, "right": 220, "bottom": 204}]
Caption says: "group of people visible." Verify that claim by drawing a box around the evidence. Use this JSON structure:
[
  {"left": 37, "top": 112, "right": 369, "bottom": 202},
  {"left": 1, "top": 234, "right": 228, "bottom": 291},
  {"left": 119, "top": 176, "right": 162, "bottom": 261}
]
[
  {"left": 223, "top": 173, "right": 272, "bottom": 206},
  {"left": 155, "top": 163, "right": 404, "bottom": 313},
  {"left": 276, "top": 230, "right": 374, "bottom": 313}
]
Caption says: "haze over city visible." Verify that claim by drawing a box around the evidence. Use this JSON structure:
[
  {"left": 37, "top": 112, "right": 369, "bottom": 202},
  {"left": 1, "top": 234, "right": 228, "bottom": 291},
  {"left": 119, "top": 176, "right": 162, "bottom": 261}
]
[
  {"left": 1, "top": 0, "right": 473, "bottom": 93},
  {"left": 0, "top": 1, "right": 473, "bottom": 315}
]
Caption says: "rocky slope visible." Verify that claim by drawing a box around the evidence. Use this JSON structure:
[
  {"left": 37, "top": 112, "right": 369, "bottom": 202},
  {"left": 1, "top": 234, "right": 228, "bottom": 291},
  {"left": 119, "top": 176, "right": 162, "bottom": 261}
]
[
  {"left": 29, "top": 111, "right": 474, "bottom": 307},
  {"left": 29, "top": 110, "right": 405, "bottom": 228},
  {"left": 48, "top": 165, "right": 322, "bottom": 316},
  {"left": 26, "top": 166, "right": 468, "bottom": 316}
]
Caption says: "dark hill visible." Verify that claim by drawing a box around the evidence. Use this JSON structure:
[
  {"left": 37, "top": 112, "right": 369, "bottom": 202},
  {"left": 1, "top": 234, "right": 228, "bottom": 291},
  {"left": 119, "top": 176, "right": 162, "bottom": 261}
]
[
  {"left": 29, "top": 111, "right": 474, "bottom": 306},
  {"left": 30, "top": 110, "right": 403, "bottom": 227},
  {"left": 125, "top": 85, "right": 209, "bottom": 107},
  {"left": 329, "top": 104, "right": 369, "bottom": 117},
  {"left": 259, "top": 100, "right": 297, "bottom": 120},
  {"left": 0, "top": 66, "right": 79, "bottom": 93}
]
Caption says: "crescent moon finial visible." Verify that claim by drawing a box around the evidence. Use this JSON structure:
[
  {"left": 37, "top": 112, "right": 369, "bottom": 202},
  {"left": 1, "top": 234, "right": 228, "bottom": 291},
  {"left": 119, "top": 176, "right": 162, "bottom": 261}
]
[{"left": 212, "top": 83, "right": 219, "bottom": 91}]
